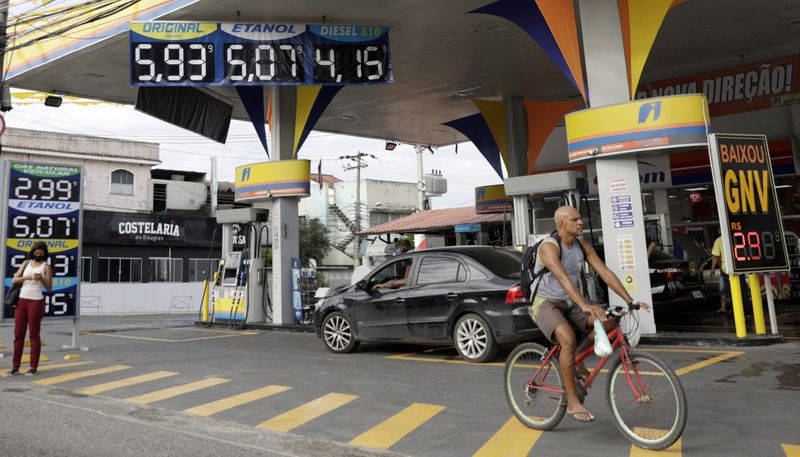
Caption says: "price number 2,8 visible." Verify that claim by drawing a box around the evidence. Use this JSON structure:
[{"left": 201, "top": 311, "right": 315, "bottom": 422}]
[{"left": 732, "top": 231, "right": 779, "bottom": 262}]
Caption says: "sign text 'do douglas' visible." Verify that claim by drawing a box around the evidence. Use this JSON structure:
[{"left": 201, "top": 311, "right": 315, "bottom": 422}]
[{"left": 709, "top": 134, "right": 789, "bottom": 273}]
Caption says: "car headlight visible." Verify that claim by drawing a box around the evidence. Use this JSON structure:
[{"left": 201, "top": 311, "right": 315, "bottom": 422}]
[{"left": 651, "top": 284, "right": 665, "bottom": 294}]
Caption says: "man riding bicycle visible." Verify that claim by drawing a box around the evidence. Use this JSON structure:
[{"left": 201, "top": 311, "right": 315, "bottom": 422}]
[{"left": 530, "top": 206, "right": 650, "bottom": 422}]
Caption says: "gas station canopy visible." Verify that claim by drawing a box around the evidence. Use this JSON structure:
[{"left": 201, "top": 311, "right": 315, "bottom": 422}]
[{"left": 7, "top": 0, "right": 800, "bottom": 153}]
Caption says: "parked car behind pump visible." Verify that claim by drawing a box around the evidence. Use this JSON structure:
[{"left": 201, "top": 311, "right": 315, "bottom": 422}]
[
  {"left": 313, "top": 246, "right": 541, "bottom": 363},
  {"left": 592, "top": 244, "right": 706, "bottom": 313}
]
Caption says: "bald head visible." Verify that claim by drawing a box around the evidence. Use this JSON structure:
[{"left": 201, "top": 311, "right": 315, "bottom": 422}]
[
  {"left": 554, "top": 205, "right": 583, "bottom": 240},
  {"left": 555, "top": 205, "right": 579, "bottom": 223}
]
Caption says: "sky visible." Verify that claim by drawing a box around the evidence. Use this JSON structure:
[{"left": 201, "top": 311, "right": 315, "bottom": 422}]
[{"left": 4, "top": 99, "right": 503, "bottom": 209}]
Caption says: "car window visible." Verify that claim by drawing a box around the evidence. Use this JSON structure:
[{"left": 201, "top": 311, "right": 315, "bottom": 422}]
[
  {"left": 462, "top": 249, "right": 522, "bottom": 279},
  {"left": 368, "top": 259, "right": 412, "bottom": 288},
  {"left": 416, "top": 256, "right": 465, "bottom": 285}
]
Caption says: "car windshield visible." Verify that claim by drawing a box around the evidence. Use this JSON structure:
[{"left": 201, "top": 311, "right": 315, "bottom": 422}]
[{"left": 461, "top": 248, "right": 522, "bottom": 279}]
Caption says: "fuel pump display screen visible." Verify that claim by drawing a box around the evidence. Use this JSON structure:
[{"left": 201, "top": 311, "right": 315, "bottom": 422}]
[{"left": 708, "top": 134, "right": 789, "bottom": 273}]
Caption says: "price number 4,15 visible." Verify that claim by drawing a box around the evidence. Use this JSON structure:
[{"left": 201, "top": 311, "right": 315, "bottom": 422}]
[
  {"left": 732, "top": 231, "right": 780, "bottom": 261},
  {"left": 45, "top": 293, "right": 69, "bottom": 316}
]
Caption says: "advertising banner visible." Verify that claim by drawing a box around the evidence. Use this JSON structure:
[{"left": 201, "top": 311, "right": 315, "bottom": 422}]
[
  {"left": 636, "top": 54, "right": 799, "bottom": 117},
  {"left": 82, "top": 211, "right": 217, "bottom": 247},
  {"left": 565, "top": 94, "right": 710, "bottom": 163},
  {"left": 235, "top": 160, "right": 311, "bottom": 201},
  {"left": 475, "top": 184, "right": 512, "bottom": 214}
]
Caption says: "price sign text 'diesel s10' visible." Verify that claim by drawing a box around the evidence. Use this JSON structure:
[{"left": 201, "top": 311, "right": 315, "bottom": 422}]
[
  {"left": 2, "top": 162, "right": 82, "bottom": 319},
  {"left": 130, "top": 22, "right": 392, "bottom": 86},
  {"left": 708, "top": 134, "right": 790, "bottom": 273}
]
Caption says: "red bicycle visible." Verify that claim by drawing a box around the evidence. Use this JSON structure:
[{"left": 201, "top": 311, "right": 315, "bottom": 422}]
[{"left": 504, "top": 303, "right": 687, "bottom": 450}]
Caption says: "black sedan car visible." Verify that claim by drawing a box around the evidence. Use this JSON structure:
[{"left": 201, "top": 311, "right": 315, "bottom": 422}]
[{"left": 313, "top": 246, "right": 541, "bottom": 362}]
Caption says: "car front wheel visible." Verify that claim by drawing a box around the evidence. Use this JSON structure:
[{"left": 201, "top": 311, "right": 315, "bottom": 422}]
[
  {"left": 321, "top": 311, "right": 360, "bottom": 354},
  {"left": 453, "top": 313, "right": 498, "bottom": 363}
]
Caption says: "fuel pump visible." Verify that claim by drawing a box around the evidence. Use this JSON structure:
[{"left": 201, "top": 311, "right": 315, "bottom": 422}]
[{"left": 207, "top": 208, "right": 269, "bottom": 328}]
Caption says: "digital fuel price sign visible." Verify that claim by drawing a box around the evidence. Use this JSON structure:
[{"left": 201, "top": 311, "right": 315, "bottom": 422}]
[
  {"left": 708, "top": 134, "right": 790, "bottom": 273},
  {"left": 130, "top": 22, "right": 392, "bottom": 86},
  {"left": 2, "top": 161, "right": 83, "bottom": 320}
]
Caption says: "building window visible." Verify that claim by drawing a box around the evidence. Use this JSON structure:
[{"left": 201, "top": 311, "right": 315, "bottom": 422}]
[
  {"left": 153, "top": 183, "right": 167, "bottom": 211},
  {"left": 110, "top": 169, "right": 134, "bottom": 195},
  {"left": 149, "top": 258, "right": 183, "bottom": 282},
  {"left": 81, "top": 257, "right": 92, "bottom": 282},
  {"left": 97, "top": 257, "right": 142, "bottom": 283},
  {"left": 189, "top": 258, "right": 219, "bottom": 282}
]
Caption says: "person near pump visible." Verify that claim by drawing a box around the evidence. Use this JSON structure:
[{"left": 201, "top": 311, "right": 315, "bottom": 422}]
[
  {"left": 7, "top": 241, "right": 53, "bottom": 376},
  {"left": 528, "top": 206, "right": 650, "bottom": 422},
  {"left": 710, "top": 232, "right": 729, "bottom": 314},
  {"left": 375, "top": 239, "right": 414, "bottom": 289}
]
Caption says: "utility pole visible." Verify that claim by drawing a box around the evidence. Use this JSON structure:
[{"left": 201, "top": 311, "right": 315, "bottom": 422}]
[
  {"left": 340, "top": 152, "right": 375, "bottom": 266},
  {"left": 415, "top": 144, "right": 425, "bottom": 211},
  {"left": 0, "top": 0, "right": 12, "bottom": 112}
]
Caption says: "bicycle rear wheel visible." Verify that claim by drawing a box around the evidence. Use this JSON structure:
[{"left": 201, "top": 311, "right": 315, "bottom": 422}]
[
  {"left": 504, "top": 342, "right": 566, "bottom": 430},
  {"left": 606, "top": 350, "right": 687, "bottom": 450}
]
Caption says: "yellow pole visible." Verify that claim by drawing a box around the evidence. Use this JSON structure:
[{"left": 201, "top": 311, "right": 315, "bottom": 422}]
[
  {"left": 201, "top": 280, "right": 210, "bottom": 322},
  {"left": 729, "top": 274, "right": 747, "bottom": 338},
  {"left": 748, "top": 273, "right": 766, "bottom": 335}
]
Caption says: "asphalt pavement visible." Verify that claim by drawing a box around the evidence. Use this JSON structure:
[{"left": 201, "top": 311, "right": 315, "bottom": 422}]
[{"left": 0, "top": 312, "right": 799, "bottom": 457}]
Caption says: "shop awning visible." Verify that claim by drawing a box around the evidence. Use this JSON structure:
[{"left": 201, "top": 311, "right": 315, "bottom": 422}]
[{"left": 360, "top": 206, "right": 510, "bottom": 235}]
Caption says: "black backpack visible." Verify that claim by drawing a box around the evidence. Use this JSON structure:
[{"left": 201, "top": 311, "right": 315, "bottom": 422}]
[{"left": 520, "top": 231, "right": 588, "bottom": 302}]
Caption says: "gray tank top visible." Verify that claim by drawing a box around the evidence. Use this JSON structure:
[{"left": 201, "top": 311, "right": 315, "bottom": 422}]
[{"left": 533, "top": 236, "right": 585, "bottom": 301}]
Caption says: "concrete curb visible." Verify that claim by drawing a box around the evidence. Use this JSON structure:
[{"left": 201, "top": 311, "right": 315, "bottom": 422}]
[
  {"left": 639, "top": 332, "right": 784, "bottom": 346},
  {"left": 196, "top": 321, "right": 315, "bottom": 333}
]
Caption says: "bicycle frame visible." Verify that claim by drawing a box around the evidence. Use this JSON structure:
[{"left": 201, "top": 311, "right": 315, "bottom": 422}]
[{"left": 528, "top": 325, "right": 649, "bottom": 402}]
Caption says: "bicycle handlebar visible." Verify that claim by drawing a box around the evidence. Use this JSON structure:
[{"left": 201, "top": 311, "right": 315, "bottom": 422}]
[{"left": 605, "top": 302, "right": 641, "bottom": 317}]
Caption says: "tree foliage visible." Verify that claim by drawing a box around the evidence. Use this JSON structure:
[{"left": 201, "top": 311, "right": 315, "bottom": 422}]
[
  {"left": 299, "top": 218, "right": 331, "bottom": 265},
  {"left": 262, "top": 218, "right": 331, "bottom": 266}
]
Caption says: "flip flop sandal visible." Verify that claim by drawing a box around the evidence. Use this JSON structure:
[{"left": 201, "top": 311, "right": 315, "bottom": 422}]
[{"left": 569, "top": 411, "right": 595, "bottom": 422}]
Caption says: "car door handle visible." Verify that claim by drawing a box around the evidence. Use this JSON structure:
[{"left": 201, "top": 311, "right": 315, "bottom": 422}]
[
  {"left": 396, "top": 297, "right": 406, "bottom": 304},
  {"left": 445, "top": 293, "right": 458, "bottom": 300}
]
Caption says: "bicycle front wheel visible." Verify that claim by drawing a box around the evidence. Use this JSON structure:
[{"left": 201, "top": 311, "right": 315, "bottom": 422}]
[
  {"left": 504, "top": 342, "right": 566, "bottom": 430},
  {"left": 606, "top": 351, "right": 687, "bottom": 450}
]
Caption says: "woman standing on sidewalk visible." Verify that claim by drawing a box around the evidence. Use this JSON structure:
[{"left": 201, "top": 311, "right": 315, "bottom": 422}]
[{"left": 7, "top": 241, "right": 52, "bottom": 376}]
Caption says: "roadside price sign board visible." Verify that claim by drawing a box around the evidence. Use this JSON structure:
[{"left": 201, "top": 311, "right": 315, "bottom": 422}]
[
  {"left": 1, "top": 161, "right": 83, "bottom": 320},
  {"left": 708, "top": 134, "right": 790, "bottom": 273}
]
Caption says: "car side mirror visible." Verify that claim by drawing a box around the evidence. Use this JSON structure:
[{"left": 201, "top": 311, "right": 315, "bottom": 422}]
[{"left": 357, "top": 279, "right": 368, "bottom": 291}]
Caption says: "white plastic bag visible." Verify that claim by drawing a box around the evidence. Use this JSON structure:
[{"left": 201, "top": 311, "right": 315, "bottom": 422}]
[{"left": 593, "top": 319, "right": 613, "bottom": 357}]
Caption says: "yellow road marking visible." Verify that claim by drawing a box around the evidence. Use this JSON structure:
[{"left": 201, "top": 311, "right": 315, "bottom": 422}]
[
  {"left": 126, "top": 377, "right": 229, "bottom": 405},
  {"left": 83, "top": 331, "right": 257, "bottom": 343},
  {"left": 257, "top": 392, "right": 357, "bottom": 432},
  {"left": 35, "top": 365, "right": 130, "bottom": 386},
  {"left": 0, "top": 361, "right": 94, "bottom": 377},
  {"left": 630, "top": 428, "right": 681, "bottom": 456},
  {"left": 388, "top": 347, "right": 744, "bottom": 377},
  {"left": 783, "top": 444, "right": 800, "bottom": 457},
  {"left": 24, "top": 339, "right": 45, "bottom": 347},
  {"left": 21, "top": 354, "right": 49, "bottom": 363},
  {"left": 350, "top": 403, "right": 445, "bottom": 449},
  {"left": 77, "top": 371, "right": 178, "bottom": 395},
  {"left": 472, "top": 417, "right": 543, "bottom": 457},
  {"left": 185, "top": 385, "right": 292, "bottom": 417},
  {"left": 674, "top": 351, "right": 744, "bottom": 376}
]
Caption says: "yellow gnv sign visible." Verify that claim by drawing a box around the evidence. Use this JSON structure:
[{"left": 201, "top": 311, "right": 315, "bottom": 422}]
[
  {"left": 708, "top": 134, "right": 789, "bottom": 273},
  {"left": 565, "top": 94, "right": 710, "bottom": 163}
]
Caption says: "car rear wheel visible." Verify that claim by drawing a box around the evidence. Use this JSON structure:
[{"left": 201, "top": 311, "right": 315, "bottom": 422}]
[
  {"left": 321, "top": 311, "right": 360, "bottom": 354},
  {"left": 454, "top": 313, "right": 498, "bottom": 363}
]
